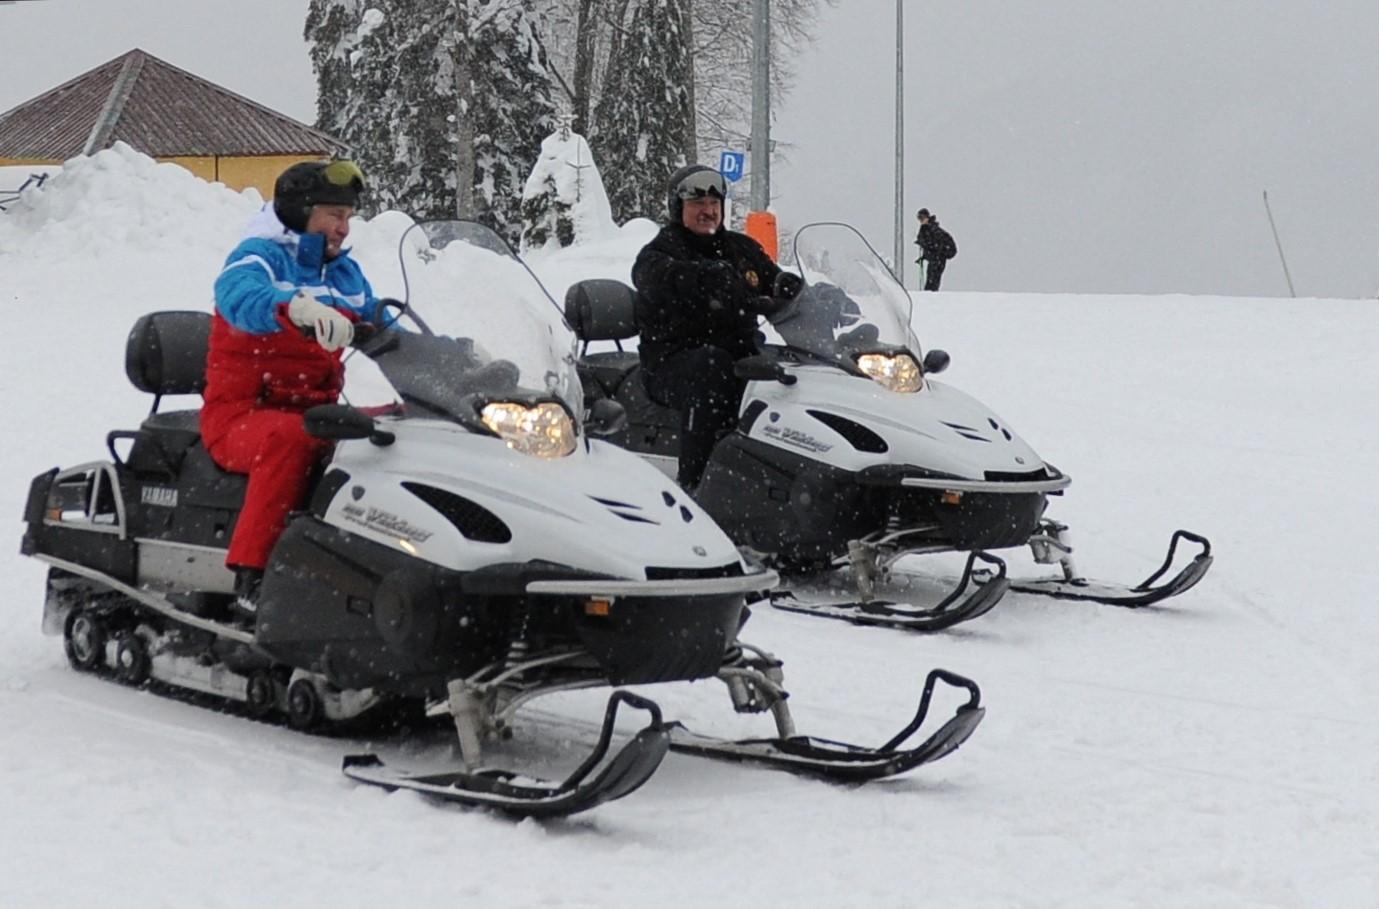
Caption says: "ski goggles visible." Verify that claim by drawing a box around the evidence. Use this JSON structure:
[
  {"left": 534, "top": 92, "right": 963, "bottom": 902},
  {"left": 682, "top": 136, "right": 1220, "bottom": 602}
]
[
  {"left": 323, "top": 159, "right": 366, "bottom": 193},
  {"left": 675, "top": 169, "right": 727, "bottom": 201}
]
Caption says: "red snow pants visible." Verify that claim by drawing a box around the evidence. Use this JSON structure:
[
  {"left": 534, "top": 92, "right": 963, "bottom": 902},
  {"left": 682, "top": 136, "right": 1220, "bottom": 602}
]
[{"left": 206, "top": 409, "right": 334, "bottom": 570}]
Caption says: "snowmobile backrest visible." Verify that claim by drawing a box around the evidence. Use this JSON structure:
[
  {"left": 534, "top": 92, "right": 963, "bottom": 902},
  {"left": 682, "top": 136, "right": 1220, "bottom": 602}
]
[
  {"left": 564, "top": 279, "right": 639, "bottom": 344},
  {"left": 125, "top": 311, "right": 211, "bottom": 401}
]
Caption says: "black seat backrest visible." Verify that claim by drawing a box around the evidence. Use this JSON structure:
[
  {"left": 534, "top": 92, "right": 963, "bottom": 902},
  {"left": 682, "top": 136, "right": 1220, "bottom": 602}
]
[
  {"left": 564, "top": 279, "right": 639, "bottom": 344},
  {"left": 126, "top": 311, "right": 212, "bottom": 399}
]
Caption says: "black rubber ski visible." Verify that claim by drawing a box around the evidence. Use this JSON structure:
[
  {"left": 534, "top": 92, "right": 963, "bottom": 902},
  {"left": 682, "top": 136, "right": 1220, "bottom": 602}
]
[
  {"left": 770, "top": 551, "right": 1008, "bottom": 632},
  {"left": 1007, "top": 529, "right": 1213, "bottom": 608},
  {"left": 341, "top": 691, "right": 669, "bottom": 817},
  {"left": 667, "top": 669, "right": 984, "bottom": 782}
]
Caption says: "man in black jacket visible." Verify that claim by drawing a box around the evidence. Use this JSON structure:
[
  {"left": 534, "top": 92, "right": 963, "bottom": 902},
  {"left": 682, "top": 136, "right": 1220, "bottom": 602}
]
[
  {"left": 915, "top": 208, "right": 957, "bottom": 291},
  {"left": 632, "top": 164, "right": 799, "bottom": 490}
]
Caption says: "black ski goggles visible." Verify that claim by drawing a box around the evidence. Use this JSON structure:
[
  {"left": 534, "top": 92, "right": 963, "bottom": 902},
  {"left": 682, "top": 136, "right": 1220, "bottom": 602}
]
[
  {"left": 323, "top": 159, "right": 366, "bottom": 193},
  {"left": 675, "top": 169, "right": 727, "bottom": 201}
]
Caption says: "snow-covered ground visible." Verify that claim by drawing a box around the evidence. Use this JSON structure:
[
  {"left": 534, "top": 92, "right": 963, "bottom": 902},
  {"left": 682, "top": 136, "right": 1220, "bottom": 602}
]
[{"left": 2, "top": 148, "right": 1377, "bottom": 908}]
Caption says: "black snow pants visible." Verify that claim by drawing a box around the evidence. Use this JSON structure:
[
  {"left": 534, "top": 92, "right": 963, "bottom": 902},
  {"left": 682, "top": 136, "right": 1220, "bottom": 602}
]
[
  {"left": 642, "top": 345, "right": 745, "bottom": 489},
  {"left": 924, "top": 257, "right": 947, "bottom": 291}
]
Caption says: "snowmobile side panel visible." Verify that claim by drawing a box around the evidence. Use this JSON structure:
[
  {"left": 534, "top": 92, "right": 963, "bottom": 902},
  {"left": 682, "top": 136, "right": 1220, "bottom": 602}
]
[
  {"left": 29, "top": 524, "right": 137, "bottom": 586},
  {"left": 695, "top": 434, "right": 873, "bottom": 562},
  {"left": 255, "top": 516, "right": 509, "bottom": 693},
  {"left": 341, "top": 691, "right": 670, "bottom": 817},
  {"left": 32, "top": 552, "right": 254, "bottom": 644}
]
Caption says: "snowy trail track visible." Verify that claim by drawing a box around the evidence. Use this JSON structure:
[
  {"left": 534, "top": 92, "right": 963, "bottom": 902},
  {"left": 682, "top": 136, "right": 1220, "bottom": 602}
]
[{"left": 3, "top": 153, "right": 1378, "bottom": 906}]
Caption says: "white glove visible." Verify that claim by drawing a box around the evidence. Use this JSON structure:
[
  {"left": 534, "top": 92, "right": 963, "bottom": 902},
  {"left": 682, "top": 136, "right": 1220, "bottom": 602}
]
[{"left": 287, "top": 292, "right": 354, "bottom": 352}]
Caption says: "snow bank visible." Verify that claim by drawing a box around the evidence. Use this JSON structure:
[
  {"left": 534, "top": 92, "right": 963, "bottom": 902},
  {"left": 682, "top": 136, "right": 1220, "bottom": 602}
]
[{"left": 0, "top": 142, "right": 262, "bottom": 259}]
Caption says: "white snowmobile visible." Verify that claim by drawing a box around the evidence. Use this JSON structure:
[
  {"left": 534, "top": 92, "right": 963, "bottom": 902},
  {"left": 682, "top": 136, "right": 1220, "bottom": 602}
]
[
  {"left": 566, "top": 222, "right": 1212, "bottom": 631},
  {"left": 19, "top": 220, "right": 985, "bottom": 817}
]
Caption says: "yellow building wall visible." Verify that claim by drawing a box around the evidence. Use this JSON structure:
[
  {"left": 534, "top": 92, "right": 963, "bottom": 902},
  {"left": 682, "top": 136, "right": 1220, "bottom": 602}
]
[
  {"left": 159, "top": 156, "right": 217, "bottom": 182},
  {"left": 2, "top": 153, "right": 329, "bottom": 199},
  {"left": 158, "top": 154, "right": 325, "bottom": 198},
  {"left": 215, "top": 155, "right": 326, "bottom": 198}
]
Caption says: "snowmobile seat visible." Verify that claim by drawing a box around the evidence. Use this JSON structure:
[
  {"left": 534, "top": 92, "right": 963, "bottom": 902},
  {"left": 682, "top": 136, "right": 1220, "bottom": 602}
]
[
  {"left": 119, "top": 311, "right": 211, "bottom": 476},
  {"left": 565, "top": 278, "right": 639, "bottom": 346},
  {"left": 565, "top": 279, "right": 643, "bottom": 397}
]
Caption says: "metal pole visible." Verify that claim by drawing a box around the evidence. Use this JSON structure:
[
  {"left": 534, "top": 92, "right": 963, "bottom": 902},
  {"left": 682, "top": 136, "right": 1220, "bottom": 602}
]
[
  {"left": 893, "top": 0, "right": 905, "bottom": 282},
  {"left": 751, "top": 0, "right": 770, "bottom": 211},
  {"left": 1262, "top": 190, "right": 1296, "bottom": 298}
]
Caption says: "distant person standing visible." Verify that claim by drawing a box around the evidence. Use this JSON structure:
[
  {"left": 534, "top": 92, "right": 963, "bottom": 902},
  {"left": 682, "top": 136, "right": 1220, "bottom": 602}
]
[{"left": 915, "top": 209, "right": 957, "bottom": 291}]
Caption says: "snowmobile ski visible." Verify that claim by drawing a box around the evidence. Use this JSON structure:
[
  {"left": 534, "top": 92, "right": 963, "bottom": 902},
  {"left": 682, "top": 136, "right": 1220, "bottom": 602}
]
[
  {"left": 1005, "top": 529, "right": 1213, "bottom": 608},
  {"left": 666, "top": 668, "right": 984, "bottom": 782},
  {"left": 769, "top": 551, "right": 1008, "bottom": 632},
  {"left": 342, "top": 691, "right": 669, "bottom": 817}
]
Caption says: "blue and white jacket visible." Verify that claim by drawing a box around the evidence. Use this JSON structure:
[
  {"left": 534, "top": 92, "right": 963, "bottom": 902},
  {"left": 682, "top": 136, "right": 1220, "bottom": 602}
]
[{"left": 213, "top": 206, "right": 377, "bottom": 334}]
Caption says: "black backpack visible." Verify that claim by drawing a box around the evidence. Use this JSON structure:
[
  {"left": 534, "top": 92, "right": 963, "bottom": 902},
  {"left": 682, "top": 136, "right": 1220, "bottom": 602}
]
[{"left": 936, "top": 226, "right": 957, "bottom": 260}]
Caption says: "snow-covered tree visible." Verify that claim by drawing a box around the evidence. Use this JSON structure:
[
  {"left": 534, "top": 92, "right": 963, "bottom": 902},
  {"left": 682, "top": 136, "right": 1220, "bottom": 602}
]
[
  {"left": 520, "top": 116, "right": 615, "bottom": 252},
  {"left": 590, "top": 0, "right": 695, "bottom": 223},
  {"left": 535, "top": 0, "right": 831, "bottom": 182},
  {"left": 306, "top": 0, "right": 557, "bottom": 245}
]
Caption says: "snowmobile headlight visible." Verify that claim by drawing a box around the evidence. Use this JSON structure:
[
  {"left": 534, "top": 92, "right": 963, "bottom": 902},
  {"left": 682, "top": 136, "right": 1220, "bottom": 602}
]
[
  {"left": 856, "top": 352, "right": 923, "bottom": 393},
  {"left": 480, "top": 401, "right": 577, "bottom": 458}
]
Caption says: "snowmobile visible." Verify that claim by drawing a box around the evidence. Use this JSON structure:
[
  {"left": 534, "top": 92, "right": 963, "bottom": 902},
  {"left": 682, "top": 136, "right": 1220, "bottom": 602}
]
[
  {"left": 565, "top": 222, "right": 1212, "bottom": 631},
  {"left": 19, "top": 219, "right": 985, "bottom": 818}
]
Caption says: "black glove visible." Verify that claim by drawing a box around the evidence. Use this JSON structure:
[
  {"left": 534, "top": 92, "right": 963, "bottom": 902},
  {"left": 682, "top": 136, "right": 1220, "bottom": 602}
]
[
  {"left": 813, "top": 283, "right": 862, "bottom": 328},
  {"left": 746, "top": 294, "right": 791, "bottom": 318},
  {"left": 773, "top": 272, "right": 804, "bottom": 300},
  {"left": 698, "top": 260, "right": 740, "bottom": 296},
  {"left": 466, "top": 358, "right": 520, "bottom": 392}
]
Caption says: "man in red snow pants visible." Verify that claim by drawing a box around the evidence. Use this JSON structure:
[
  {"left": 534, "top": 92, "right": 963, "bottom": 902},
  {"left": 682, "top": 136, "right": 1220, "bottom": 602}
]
[{"left": 201, "top": 160, "right": 377, "bottom": 621}]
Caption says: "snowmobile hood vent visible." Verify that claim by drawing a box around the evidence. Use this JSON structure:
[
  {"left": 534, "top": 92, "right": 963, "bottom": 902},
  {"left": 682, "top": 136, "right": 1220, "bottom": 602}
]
[
  {"left": 589, "top": 496, "right": 660, "bottom": 526},
  {"left": 807, "top": 410, "right": 888, "bottom": 453},
  {"left": 984, "top": 467, "right": 1054, "bottom": 483},
  {"left": 941, "top": 421, "right": 990, "bottom": 443},
  {"left": 645, "top": 562, "right": 744, "bottom": 580},
  {"left": 402, "top": 483, "right": 511, "bottom": 543}
]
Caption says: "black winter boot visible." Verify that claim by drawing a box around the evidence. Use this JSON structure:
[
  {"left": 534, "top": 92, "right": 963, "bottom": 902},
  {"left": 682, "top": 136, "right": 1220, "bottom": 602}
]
[{"left": 231, "top": 566, "right": 264, "bottom": 624}]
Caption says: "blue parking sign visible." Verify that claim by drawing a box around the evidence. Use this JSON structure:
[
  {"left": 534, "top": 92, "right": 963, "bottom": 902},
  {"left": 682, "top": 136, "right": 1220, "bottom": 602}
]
[{"left": 719, "top": 151, "right": 746, "bottom": 183}]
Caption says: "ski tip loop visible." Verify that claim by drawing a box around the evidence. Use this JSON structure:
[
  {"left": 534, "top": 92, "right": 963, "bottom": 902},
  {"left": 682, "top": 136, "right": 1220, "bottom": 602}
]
[
  {"left": 560, "top": 690, "right": 666, "bottom": 793},
  {"left": 878, "top": 668, "right": 982, "bottom": 753},
  {"left": 1136, "top": 529, "right": 1212, "bottom": 591}
]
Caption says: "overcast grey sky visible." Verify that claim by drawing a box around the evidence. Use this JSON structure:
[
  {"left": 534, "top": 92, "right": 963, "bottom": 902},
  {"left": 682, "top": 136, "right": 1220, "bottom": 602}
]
[{"left": 4, "top": 0, "right": 1378, "bottom": 296}]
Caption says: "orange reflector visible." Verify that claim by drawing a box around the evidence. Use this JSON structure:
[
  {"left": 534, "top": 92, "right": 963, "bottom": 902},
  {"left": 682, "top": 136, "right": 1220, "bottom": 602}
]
[
  {"left": 941, "top": 491, "right": 963, "bottom": 505},
  {"left": 584, "top": 598, "right": 612, "bottom": 616},
  {"left": 46, "top": 508, "right": 63, "bottom": 521}
]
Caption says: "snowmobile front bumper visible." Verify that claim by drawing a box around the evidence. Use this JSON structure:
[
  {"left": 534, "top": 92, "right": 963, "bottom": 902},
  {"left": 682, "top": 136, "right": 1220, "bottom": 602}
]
[
  {"left": 898, "top": 472, "right": 1071, "bottom": 494},
  {"left": 525, "top": 566, "right": 778, "bottom": 597}
]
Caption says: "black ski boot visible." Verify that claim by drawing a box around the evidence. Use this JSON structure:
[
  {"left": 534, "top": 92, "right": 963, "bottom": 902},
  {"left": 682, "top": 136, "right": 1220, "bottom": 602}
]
[{"left": 230, "top": 567, "right": 264, "bottom": 625}]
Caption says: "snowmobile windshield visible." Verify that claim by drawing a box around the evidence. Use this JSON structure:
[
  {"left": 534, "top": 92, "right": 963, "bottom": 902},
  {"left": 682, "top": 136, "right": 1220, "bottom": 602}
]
[
  {"left": 351, "top": 220, "right": 583, "bottom": 432},
  {"left": 769, "top": 222, "right": 920, "bottom": 365}
]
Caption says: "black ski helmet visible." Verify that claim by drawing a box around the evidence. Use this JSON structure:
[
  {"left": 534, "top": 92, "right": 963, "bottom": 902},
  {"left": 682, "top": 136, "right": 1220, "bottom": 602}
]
[
  {"left": 666, "top": 164, "right": 726, "bottom": 224},
  {"left": 272, "top": 160, "right": 366, "bottom": 233}
]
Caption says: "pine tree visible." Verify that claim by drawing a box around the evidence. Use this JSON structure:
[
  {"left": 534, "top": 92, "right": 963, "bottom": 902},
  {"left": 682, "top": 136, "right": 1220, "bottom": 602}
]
[
  {"left": 592, "top": 0, "right": 695, "bottom": 223},
  {"left": 306, "top": 0, "right": 557, "bottom": 244},
  {"left": 471, "top": 2, "right": 560, "bottom": 243}
]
